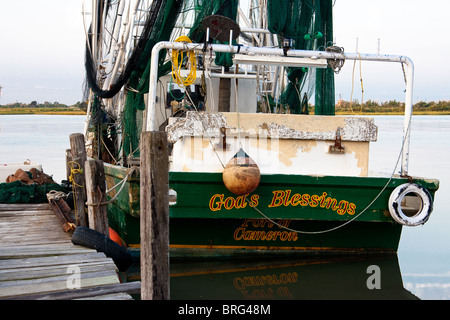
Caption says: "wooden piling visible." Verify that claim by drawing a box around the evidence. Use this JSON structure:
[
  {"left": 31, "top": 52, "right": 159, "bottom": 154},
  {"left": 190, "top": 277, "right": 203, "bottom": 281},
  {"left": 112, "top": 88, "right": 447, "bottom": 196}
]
[
  {"left": 139, "top": 131, "right": 170, "bottom": 300},
  {"left": 65, "top": 149, "right": 72, "bottom": 182},
  {"left": 85, "top": 159, "right": 108, "bottom": 236},
  {"left": 69, "top": 133, "right": 87, "bottom": 227}
]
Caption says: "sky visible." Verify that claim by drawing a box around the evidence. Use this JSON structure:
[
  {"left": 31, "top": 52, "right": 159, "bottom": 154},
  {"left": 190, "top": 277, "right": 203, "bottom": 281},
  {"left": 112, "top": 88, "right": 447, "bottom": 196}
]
[
  {"left": 0, "top": 0, "right": 449, "bottom": 105},
  {"left": 0, "top": 1, "right": 85, "bottom": 105}
]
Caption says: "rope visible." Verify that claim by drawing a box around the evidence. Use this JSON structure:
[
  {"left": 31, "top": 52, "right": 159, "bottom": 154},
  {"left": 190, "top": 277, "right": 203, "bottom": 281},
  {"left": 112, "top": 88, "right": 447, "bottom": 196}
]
[
  {"left": 247, "top": 118, "right": 412, "bottom": 235},
  {"left": 326, "top": 46, "right": 345, "bottom": 73},
  {"left": 233, "top": 64, "right": 243, "bottom": 149},
  {"left": 182, "top": 75, "right": 226, "bottom": 169},
  {"left": 68, "top": 160, "right": 84, "bottom": 221},
  {"left": 68, "top": 161, "right": 84, "bottom": 188},
  {"left": 349, "top": 53, "right": 364, "bottom": 114},
  {"left": 46, "top": 190, "right": 68, "bottom": 201},
  {"left": 85, "top": 166, "right": 138, "bottom": 207},
  {"left": 171, "top": 36, "right": 197, "bottom": 87}
]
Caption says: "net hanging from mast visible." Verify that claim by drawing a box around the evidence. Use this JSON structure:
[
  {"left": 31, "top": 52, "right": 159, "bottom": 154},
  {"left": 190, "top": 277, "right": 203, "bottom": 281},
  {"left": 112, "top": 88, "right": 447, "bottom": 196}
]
[{"left": 267, "top": 0, "right": 335, "bottom": 115}]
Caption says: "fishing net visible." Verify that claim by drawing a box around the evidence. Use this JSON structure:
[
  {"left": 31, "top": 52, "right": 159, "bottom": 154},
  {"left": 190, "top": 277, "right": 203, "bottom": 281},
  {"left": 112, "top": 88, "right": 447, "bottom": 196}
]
[
  {"left": 0, "top": 169, "right": 69, "bottom": 204},
  {"left": 84, "top": 0, "right": 166, "bottom": 99},
  {"left": 0, "top": 181, "right": 68, "bottom": 204},
  {"left": 84, "top": 0, "right": 185, "bottom": 161},
  {"left": 267, "top": 0, "right": 335, "bottom": 115},
  {"left": 120, "top": 0, "right": 238, "bottom": 160},
  {"left": 85, "top": 0, "right": 335, "bottom": 163},
  {"left": 188, "top": 0, "right": 238, "bottom": 69},
  {"left": 121, "top": 0, "right": 185, "bottom": 160}
]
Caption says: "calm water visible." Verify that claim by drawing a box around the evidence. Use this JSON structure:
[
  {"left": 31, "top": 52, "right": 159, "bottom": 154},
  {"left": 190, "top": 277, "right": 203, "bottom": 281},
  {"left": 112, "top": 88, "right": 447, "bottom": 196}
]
[
  {"left": 0, "top": 114, "right": 449, "bottom": 300},
  {"left": 0, "top": 115, "right": 86, "bottom": 183}
]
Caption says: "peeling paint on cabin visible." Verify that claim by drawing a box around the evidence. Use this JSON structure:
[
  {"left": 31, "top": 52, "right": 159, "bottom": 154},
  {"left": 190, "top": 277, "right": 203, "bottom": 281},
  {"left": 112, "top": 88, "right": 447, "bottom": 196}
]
[
  {"left": 166, "top": 112, "right": 378, "bottom": 143},
  {"left": 167, "top": 112, "right": 376, "bottom": 177}
]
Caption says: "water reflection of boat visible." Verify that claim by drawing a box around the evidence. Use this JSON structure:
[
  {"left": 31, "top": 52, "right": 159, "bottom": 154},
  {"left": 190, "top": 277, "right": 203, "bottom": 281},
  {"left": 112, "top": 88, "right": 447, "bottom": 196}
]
[{"left": 125, "top": 255, "right": 418, "bottom": 300}]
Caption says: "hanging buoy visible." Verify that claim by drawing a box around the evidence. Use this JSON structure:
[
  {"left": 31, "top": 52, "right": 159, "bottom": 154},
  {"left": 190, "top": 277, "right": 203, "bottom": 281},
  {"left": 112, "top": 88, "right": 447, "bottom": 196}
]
[{"left": 222, "top": 148, "right": 260, "bottom": 196}]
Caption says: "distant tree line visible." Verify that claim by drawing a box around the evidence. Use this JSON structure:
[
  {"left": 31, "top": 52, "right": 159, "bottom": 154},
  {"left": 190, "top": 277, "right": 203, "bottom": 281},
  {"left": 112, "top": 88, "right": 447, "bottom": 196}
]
[
  {"left": 1, "top": 99, "right": 449, "bottom": 114},
  {"left": 336, "top": 99, "right": 450, "bottom": 113},
  {"left": 0, "top": 101, "right": 87, "bottom": 110}
]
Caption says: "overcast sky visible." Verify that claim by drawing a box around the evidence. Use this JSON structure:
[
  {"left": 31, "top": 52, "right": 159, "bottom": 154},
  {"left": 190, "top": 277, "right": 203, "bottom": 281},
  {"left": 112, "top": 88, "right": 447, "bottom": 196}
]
[{"left": 0, "top": 0, "right": 449, "bottom": 105}]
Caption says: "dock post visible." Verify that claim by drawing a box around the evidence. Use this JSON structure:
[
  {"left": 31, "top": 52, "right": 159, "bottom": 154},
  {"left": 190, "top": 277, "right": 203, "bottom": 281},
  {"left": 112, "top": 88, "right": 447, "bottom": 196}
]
[
  {"left": 65, "top": 149, "right": 72, "bottom": 182},
  {"left": 85, "top": 159, "right": 109, "bottom": 236},
  {"left": 69, "top": 133, "right": 87, "bottom": 227},
  {"left": 140, "top": 131, "right": 170, "bottom": 300}
]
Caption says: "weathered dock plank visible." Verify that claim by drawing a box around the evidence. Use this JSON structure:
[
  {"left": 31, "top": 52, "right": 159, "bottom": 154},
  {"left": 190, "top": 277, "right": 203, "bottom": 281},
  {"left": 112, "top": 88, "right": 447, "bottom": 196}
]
[{"left": 0, "top": 203, "right": 140, "bottom": 300}]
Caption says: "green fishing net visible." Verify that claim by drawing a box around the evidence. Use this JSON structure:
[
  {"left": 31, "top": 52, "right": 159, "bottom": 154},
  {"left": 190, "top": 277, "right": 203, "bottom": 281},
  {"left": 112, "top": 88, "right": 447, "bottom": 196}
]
[
  {"left": 0, "top": 180, "right": 68, "bottom": 204},
  {"left": 121, "top": 0, "right": 185, "bottom": 160},
  {"left": 268, "top": 0, "right": 335, "bottom": 115},
  {"left": 120, "top": 0, "right": 238, "bottom": 160},
  {"left": 188, "top": 0, "right": 238, "bottom": 69},
  {"left": 87, "top": 0, "right": 336, "bottom": 164}
]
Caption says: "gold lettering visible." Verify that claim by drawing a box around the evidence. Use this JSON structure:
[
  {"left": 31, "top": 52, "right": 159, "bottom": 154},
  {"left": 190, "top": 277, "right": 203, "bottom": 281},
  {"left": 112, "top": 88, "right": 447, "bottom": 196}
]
[
  {"left": 235, "top": 195, "right": 247, "bottom": 209},
  {"left": 347, "top": 203, "right": 356, "bottom": 215},
  {"left": 290, "top": 193, "right": 301, "bottom": 206},
  {"left": 223, "top": 196, "right": 235, "bottom": 210},
  {"left": 300, "top": 194, "right": 310, "bottom": 206},
  {"left": 283, "top": 190, "right": 292, "bottom": 206},
  {"left": 250, "top": 194, "right": 259, "bottom": 207},
  {"left": 209, "top": 190, "right": 356, "bottom": 218},
  {"left": 234, "top": 227, "right": 245, "bottom": 240},
  {"left": 309, "top": 194, "right": 319, "bottom": 207},
  {"left": 319, "top": 192, "right": 328, "bottom": 207},
  {"left": 233, "top": 272, "right": 299, "bottom": 290},
  {"left": 268, "top": 190, "right": 285, "bottom": 208},
  {"left": 337, "top": 200, "right": 349, "bottom": 215},
  {"left": 241, "top": 218, "right": 251, "bottom": 227},
  {"left": 209, "top": 194, "right": 224, "bottom": 211},
  {"left": 324, "top": 197, "right": 338, "bottom": 210}
]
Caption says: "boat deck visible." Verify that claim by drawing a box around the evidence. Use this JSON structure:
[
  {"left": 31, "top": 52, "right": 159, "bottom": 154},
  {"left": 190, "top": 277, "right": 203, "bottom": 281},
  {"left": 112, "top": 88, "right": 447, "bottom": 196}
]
[{"left": 0, "top": 203, "right": 140, "bottom": 300}]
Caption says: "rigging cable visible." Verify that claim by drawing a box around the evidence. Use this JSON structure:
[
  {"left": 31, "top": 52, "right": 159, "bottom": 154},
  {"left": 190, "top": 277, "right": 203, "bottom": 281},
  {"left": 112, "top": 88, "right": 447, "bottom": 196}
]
[
  {"left": 84, "top": 0, "right": 164, "bottom": 99},
  {"left": 247, "top": 118, "right": 412, "bottom": 235}
]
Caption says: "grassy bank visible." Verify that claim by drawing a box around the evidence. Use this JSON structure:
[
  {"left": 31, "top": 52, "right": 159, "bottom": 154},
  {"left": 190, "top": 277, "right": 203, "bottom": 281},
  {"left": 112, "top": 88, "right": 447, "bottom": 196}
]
[
  {"left": 1, "top": 107, "right": 449, "bottom": 116},
  {"left": 334, "top": 99, "right": 450, "bottom": 115},
  {"left": 0, "top": 108, "right": 86, "bottom": 115},
  {"left": 335, "top": 110, "right": 450, "bottom": 116},
  {"left": 0, "top": 101, "right": 87, "bottom": 115},
  {"left": 2, "top": 99, "right": 450, "bottom": 116}
]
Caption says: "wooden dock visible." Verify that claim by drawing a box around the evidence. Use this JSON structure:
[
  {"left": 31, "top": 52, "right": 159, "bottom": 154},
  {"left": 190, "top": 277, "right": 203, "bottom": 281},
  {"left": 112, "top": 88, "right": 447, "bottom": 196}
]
[{"left": 0, "top": 203, "right": 140, "bottom": 300}]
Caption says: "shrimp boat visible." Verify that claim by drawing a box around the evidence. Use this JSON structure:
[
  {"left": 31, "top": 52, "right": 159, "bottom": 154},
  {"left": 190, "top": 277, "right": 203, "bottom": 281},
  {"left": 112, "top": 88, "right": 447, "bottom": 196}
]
[{"left": 82, "top": 0, "right": 439, "bottom": 258}]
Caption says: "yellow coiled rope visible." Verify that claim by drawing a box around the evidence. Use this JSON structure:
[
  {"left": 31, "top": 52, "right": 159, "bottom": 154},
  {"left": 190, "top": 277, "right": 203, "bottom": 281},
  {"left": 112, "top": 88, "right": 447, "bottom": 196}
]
[{"left": 171, "top": 36, "right": 197, "bottom": 87}]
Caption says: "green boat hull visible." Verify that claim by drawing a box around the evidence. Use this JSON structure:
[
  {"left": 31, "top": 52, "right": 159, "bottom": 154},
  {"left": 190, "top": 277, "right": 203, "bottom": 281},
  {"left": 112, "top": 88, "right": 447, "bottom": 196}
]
[{"left": 104, "top": 164, "right": 439, "bottom": 257}]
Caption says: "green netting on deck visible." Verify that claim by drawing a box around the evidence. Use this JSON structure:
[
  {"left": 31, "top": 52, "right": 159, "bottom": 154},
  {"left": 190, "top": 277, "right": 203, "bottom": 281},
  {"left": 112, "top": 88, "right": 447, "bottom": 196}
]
[
  {"left": 0, "top": 180, "right": 68, "bottom": 204},
  {"left": 267, "top": 0, "right": 335, "bottom": 115}
]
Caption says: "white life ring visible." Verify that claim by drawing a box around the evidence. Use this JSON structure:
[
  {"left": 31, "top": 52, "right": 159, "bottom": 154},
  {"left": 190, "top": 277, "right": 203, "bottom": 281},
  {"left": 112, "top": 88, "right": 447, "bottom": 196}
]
[{"left": 388, "top": 183, "right": 433, "bottom": 226}]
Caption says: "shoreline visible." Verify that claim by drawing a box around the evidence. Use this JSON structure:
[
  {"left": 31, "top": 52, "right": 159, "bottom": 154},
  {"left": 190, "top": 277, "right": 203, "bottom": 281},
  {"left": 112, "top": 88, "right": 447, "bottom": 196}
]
[
  {"left": 1, "top": 110, "right": 449, "bottom": 116},
  {"left": 0, "top": 109, "right": 86, "bottom": 115},
  {"left": 336, "top": 111, "right": 450, "bottom": 116}
]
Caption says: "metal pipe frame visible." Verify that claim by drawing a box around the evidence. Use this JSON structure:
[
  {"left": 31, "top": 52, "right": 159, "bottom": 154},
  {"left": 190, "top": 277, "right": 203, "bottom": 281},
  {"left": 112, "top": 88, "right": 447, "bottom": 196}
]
[{"left": 146, "top": 42, "right": 414, "bottom": 176}]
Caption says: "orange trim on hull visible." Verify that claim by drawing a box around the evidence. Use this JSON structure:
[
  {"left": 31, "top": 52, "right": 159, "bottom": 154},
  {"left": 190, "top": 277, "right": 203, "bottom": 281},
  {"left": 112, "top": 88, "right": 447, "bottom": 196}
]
[{"left": 127, "top": 243, "right": 369, "bottom": 252}]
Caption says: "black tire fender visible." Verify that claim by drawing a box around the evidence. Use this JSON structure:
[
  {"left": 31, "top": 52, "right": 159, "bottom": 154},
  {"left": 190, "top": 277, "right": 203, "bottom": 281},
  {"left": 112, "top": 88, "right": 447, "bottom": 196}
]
[{"left": 71, "top": 226, "right": 133, "bottom": 272}]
